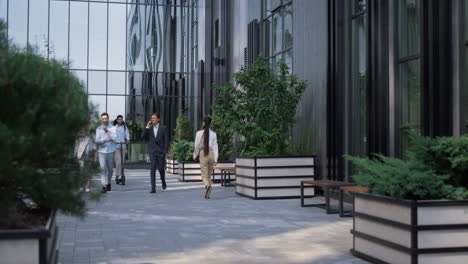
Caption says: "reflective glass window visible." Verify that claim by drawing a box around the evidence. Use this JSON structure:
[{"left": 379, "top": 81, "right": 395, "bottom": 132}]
[
  {"left": 89, "top": 2, "right": 107, "bottom": 70},
  {"left": 29, "top": 0, "right": 49, "bottom": 58},
  {"left": 70, "top": 1, "right": 89, "bottom": 69}
]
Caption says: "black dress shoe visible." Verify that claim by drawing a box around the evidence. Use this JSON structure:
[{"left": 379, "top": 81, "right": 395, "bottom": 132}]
[
  {"left": 101, "top": 187, "right": 107, "bottom": 193},
  {"left": 106, "top": 184, "right": 111, "bottom": 191},
  {"left": 162, "top": 182, "right": 167, "bottom": 190},
  {"left": 150, "top": 190, "right": 156, "bottom": 193}
]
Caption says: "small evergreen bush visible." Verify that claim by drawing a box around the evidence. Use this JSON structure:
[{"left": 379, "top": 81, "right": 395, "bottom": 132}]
[
  {"left": 0, "top": 20, "right": 99, "bottom": 228},
  {"left": 407, "top": 132, "right": 468, "bottom": 188},
  {"left": 345, "top": 133, "right": 468, "bottom": 200},
  {"left": 172, "top": 140, "right": 195, "bottom": 162}
]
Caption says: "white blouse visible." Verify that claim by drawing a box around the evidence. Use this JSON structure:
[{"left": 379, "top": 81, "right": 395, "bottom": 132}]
[{"left": 193, "top": 129, "right": 219, "bottom": 162}]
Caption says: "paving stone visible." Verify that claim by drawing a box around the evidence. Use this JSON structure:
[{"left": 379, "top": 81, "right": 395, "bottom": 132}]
[{"left": 57, "top": 170, "right": 369, "bottom": 264}]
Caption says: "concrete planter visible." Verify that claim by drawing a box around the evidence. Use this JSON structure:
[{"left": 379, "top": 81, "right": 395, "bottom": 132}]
[
  {"left": 235, "top": 156, "right": 315, "bottom": 199},
  {"left": 351, "top": 192, "right": 468, "bottom": 264},
  {"left": 178, "top": 161, "right": 236, "bottom": 182},
  {"left": 166, "top": 158, "right": 178, "bottom": 174},
  {"left": 0, "top": 211, "right": 59, "bottom": 264}
]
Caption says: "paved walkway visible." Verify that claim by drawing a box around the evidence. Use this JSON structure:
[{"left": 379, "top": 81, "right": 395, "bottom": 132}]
[{"left": 57, "top": 170, "right": 368, "bottom": 264}]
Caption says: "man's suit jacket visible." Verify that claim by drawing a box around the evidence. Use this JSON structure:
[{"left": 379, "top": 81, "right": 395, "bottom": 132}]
[{"left": 141, "top": 124, "right": 169, "bottom": 156}]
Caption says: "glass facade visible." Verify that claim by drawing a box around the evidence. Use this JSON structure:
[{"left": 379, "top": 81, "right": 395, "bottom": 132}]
[
  {"left": 262, "top": 0, "right": 292, "bottom": 71},
  {"left": 1, "top": 0, "right": 200, "bottom": 162},
  {"left": 397, "top": 0, "right": 420, "bottom": 154},
  {"left": 350, "top": 0, "right": 368, "bottom": 158}
]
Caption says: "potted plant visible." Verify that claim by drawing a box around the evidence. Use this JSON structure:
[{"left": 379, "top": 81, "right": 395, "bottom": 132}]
[
  {"left": 209, "top": 83, "right": 238, "bottom": 182},
  {"left": 0, "top": 21, "right": 99, "bottom": 264},
  {"left": 345, "top": 133, "right": 468, "bottom": 264},
  {"left": 220, "top": 58, "right": 314, "bottom": 199},
  {"left": 173, "top": 140, "right": 198, "bottom": 181},
  {"left": 167, "top": 112, "right": 193, "bottom": 175}
]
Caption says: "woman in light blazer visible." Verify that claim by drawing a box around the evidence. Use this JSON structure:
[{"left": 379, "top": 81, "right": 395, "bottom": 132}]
[{"left": 193, "top": 116, "right": 218, "bottom": 199}]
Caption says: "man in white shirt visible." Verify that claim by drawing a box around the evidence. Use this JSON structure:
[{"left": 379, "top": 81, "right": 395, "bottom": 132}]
[
  {"left": 95, "top": 112, "right": 117, "bottom": 193},
  {"left": 141, "top": 113, "right": 169, "bottom": 193}
]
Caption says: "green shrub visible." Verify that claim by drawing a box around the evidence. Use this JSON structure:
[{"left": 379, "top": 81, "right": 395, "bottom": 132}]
[
  {"left": 0, "top": 20, "right": 99, "bottom": 227},
  {"left": 345, "top": 154, "right": 468, "bottom": 200},
  {"left": 168, "top": 112, "right": 193, "bottom": 160},
  {"left": 174, "top": 112, "right": 193, "bottom": 142},
  {"left": 173, "top": 140, "right": 195, "bottom": 162},
  {"left": 211, "top": 83, "right": 238, "bottom": 161},
  {"left": 407, "top": 132, "right": 468, "bottom": 188},
  {"left": 217, "top": 57, "right": 306, "bottom": 157}
]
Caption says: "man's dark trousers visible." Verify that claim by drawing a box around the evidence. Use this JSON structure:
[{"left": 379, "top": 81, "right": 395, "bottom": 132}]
[{"left": 150, "top": 153, "right": 165, "bottom": 191}]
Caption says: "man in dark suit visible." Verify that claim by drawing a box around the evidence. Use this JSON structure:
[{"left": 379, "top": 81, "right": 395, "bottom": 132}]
[{"left": 141, "top": 113, "right": 169, "bottom": 193}]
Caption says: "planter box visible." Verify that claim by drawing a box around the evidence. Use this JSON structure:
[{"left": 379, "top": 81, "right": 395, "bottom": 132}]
[
  {"left": 235, "top": 156, "right": 315, "bottom": 199},
  {"left": 166, "top": 158, "right": 178, "bottom": 174},
  {"left": 351, "top": 192, "right": 468, "bottom": 264},
  {"left": 0, "top": 211, "right": 59, "bottom": 264},
  {"left": 178, "top": 161, "right": 236, "bottom": 182},
  {"left": 178, "top": 161, "right": 201, "bottom": 182}
]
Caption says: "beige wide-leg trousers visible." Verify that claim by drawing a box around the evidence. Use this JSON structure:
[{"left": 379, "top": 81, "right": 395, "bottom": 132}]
[{"left": 199, "top": 150, "right": 214, "bottom": 187}]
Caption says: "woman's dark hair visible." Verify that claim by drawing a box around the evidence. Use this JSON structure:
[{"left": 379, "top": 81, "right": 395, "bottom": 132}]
[
  {"left": 113, "top": 115, "right": 125, "bottom": 126},
  {"left": 203, "top": 116, "right": 211, "bottom": 155}
]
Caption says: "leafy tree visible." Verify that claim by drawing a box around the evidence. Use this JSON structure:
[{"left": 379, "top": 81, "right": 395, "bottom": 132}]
[
  {"left": 174, "top": 111, "right": 193, "bottom": 142},
  {"left": 211, "top": 83, "right": 239, "bottom": 161},
  {"left": 0, "top": 20, "right": 99, "bottom": 228},
  {"left": 218, "top": 57, "right": 306, "bottom": 157}
]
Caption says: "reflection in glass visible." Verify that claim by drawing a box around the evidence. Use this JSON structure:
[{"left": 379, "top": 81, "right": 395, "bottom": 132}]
[
  {"left": 272, "top": 12, "right": 282, "bottom": 55},
  {"left": 354, "top": 0, "right": 366, "bottom": 14},
  {"left": 70, "top": 1, "right": 89, "bottom": 69},
  {"left": 70, "top": 70, "right": 88, "bottom": 92},
  {"left": 283, "top": 4, "right": 292, "bottom": 50},
  {"left": 89, "top": 2, "right": 107, "bottom": 69},
  {"left": 127, "top": 71, "right": 143, "bottom": 95},
  {"left": 465, "top": 0, "right": 468, "bottom": 41},
  {"left": 8, "top": 0, "right": 28, "bottom": 48},
  {"left": 88, "top": 71, "right": 107, "bottom": 94},
  {"left": 398, "top": 0, "right": 419, "bottom": 58},
  {"left": 283, "top": 49, "right": 292, "bottom": 72},
  {"left": 107, "top": 95, "right": 126, "bottom": 121},
  {"left": 50, "top": 1, "right": 69, "bottom": 64},
  {"left": 351, "top": 14, "right": 368, "bottom": 157},
  {"left": 108, "top": 3, "right": 127, "bottom": 70},
  {"left": 108, "top": 71, "right": 126, "bottom": 94},
  {"left": 464, "top": 47, "right": 468, "bottom": 133},
  {"left": 399, "top": 59, "right": 421, "bottom": 152},
  {"left": 88, "top": 95, "right": 106, "bottom": 116},
  {"left": 127, "top": 4, "right": 145, "bottom": 71},
  {"left": 29, "top": 0, "right": 49, "bottom": 58},
  {"left": 0, "top": 0, "right": 7, "bottom": 23}
]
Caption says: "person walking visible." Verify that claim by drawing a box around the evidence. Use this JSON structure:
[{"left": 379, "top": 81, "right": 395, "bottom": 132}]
[
  {"left": 113, "top": 115, "right": 130, "bottom": 185},
  {"left": 95, "top": 112, "right": 117, "bottom": 193},
  {"left": 193, "top": 116, "right": 218, "bottom": 199},
  {"left": 74, "top": 122, "right": 96, "bottom": 192},
  {"left": 141, "top": 113, "right": 169, "bottom": 193}
]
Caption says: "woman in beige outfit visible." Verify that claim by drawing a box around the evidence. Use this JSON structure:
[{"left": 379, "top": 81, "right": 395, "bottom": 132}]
[{"left": 193, "top": 116, "right": 218, "bottom": 199}]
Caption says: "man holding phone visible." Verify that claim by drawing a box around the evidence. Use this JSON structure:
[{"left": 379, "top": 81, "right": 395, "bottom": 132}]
[
  {"left": 95, "top": 112, "right": 117, "bottom": 193},
  {"left": 141, "top": 113, "right": 169, "bottom": 193}
]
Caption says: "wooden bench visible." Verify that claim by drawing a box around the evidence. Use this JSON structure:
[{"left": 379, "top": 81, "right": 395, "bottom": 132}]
[
  {"left": 214, "top": 167, "right": 236, "bottom": 187},
  {"left": 300, "top": 180, "right": 356, "bottom": 214},
  {"left": 338, "top": 186, "right": 369, "bottom": 217}
]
